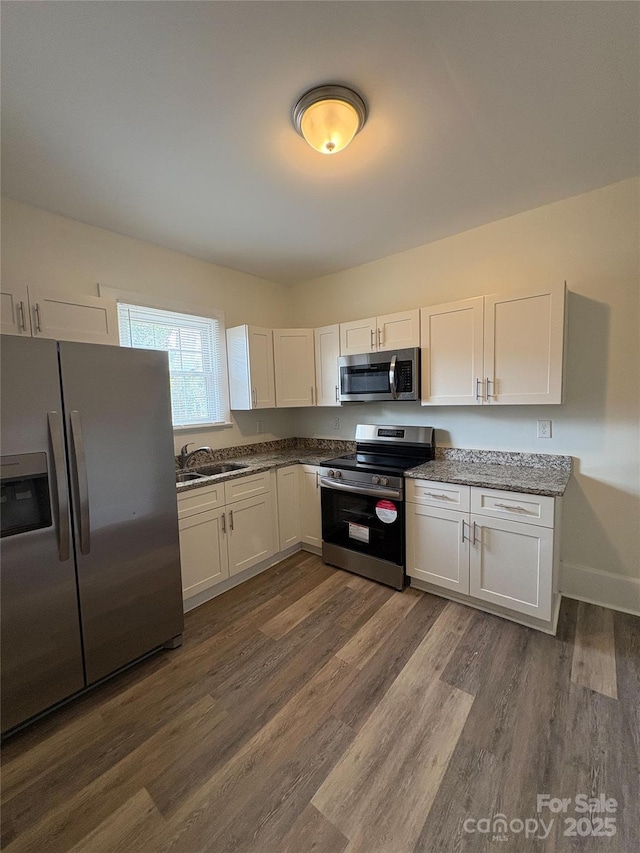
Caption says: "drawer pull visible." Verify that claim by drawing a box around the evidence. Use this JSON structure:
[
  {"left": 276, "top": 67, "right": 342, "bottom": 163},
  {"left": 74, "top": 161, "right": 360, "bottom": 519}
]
[
  {"left": 425, "top": 492, "right": 450, "bottom": 500},
  {"left": 494, "top": 502, "right": 528, "bottom": 512}
]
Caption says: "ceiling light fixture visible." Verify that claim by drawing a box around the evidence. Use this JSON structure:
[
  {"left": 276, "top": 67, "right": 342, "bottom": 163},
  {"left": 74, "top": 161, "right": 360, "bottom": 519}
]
[{"left": 292, "top": 85, "right": 367, "bottom": 155}]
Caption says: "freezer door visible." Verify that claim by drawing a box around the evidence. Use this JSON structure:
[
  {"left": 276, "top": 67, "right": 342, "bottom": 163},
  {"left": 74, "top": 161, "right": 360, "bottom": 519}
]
[
  {"left": 58, "top": 342, "right": 183, "bottom": 684},
  {"left": 0, "top": 336, "right": 85, "bottom": 733}
]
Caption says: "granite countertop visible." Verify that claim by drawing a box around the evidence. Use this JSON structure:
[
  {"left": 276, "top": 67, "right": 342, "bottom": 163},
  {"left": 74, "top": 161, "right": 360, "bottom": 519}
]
[
  {"left": 176, "top": 440, "right": 572, "bottom": 498},
  {"left": 405, "top": 449, "right": 572, "bottom": 497}
]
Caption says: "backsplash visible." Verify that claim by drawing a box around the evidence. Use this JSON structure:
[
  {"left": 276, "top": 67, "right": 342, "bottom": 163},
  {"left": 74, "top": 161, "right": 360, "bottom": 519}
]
[{"left": 176, "top": 437, "right": 356, "bottom": 469}]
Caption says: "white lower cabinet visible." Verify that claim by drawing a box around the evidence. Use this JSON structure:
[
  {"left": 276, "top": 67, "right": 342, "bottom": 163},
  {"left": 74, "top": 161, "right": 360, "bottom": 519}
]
[
  {"left": 406, "top": 504, "right": 470, "bottom": 594},
  {"left": 227, "top": 493, "right": 275, "bottom": 577},
  {"left": 407, "top": 480, "right": 559, "bottom": 629},
  {"left": 179, "top": 508, "right": 229, "bottom": 598},
  {"left": 299, "top": 464, "right": 322, "bottom": 548},
  {"left": 277, "top": 466, "right": 301, "bottom": 551}
]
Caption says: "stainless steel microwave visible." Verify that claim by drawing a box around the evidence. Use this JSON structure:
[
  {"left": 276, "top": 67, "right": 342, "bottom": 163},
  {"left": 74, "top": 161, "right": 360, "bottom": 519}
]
[{"left": 338, "top": 347, "right": 420, "bottom": 402}]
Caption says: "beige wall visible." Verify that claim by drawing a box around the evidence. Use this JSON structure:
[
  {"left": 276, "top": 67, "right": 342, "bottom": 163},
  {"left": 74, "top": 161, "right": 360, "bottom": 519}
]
[
  {"left": 1, "top": 198, "right": 296, "bottom": 451},
  {"left": 292, "top": 178, "right": 640, "bottom": 602}
]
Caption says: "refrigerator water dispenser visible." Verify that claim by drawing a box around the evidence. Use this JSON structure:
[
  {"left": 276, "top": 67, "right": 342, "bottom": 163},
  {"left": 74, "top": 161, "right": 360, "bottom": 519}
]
[{"left": 1, "top": 453, "right": 52, "bottom": 538}]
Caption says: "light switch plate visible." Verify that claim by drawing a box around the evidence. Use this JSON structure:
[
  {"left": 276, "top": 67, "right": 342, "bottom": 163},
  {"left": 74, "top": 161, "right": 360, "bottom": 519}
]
[
  {"left": 537, "top": 419, "right": 552, "bottom": 438},
  {"left": 333, "top": 417, "right": 340, "bottom": 429},
  {"left": 256, "top": 420, "right": 264, "bottom": 434}
]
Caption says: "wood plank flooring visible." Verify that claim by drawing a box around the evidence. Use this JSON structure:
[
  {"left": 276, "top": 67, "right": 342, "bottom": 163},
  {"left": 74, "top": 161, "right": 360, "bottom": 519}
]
[{"left": 1, "top": 552, "right": 638, "bottom": 852}]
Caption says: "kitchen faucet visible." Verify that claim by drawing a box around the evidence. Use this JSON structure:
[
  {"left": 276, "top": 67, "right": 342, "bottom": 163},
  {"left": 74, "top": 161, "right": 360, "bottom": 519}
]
[{"left": 180, "top": 443, "right": 213, "bottom": 469}]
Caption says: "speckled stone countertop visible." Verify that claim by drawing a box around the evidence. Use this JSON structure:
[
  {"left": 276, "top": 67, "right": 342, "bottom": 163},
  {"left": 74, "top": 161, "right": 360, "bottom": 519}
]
[
  {"left": 405, "top": 448, "right": 572, "bottom": 497},
  {"left": 176, "top": 439, "right": 572, "bottom": 498},
  {"left": 175, "top": 439, "right": 354, "bottom": 493}
]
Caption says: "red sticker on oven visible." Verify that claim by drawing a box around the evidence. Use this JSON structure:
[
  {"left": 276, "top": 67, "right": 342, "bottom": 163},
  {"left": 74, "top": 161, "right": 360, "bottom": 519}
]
[{"left": 375, "top": 499, "right": 398, "bottom": 524}]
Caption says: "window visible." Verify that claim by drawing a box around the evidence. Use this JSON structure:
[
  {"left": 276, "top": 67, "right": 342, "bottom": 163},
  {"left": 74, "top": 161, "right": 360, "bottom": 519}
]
[{"left": 117, "top": 303, "right": 230, "bottom": 427}]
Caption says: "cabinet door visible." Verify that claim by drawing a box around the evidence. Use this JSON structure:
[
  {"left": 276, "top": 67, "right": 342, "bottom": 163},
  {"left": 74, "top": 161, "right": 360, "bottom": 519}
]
[
  {"left": 277, "top": 466, "right": 301, "bottom": 551},
  {"left": 469, "top": 515, "right": 553, "bottom": 620},
  {"left": 406, "top": 504, "right": 470, "bottom": 594},
  {"left": 273, "top": 328, "right": 315, "bottom": 407},
  {"left": 0, "top": 284, "right": 31, "bottom": 336},
  {"left": 227, "top": 492, "right": 275, "bottom": 576},
  {"left": 179, "top": 507, "right": 229, "bottom": 599},
  {"left": 421, "top": 298, "right": 484, "bottom": 405},
  {"left": 376, "top": 309, "right": 420, "bottom": 351},
  {"left": 314, "top": 324, "right": 341, "bottom": 407},
  {"left": 28, "top": 287, "right": 118, "bottom": 345},
  {"left": 484, "top": 283, "right": 565, "bottom": 405},
  {"left": 340, "top": 317, "right": 377, "bottom": 356},
  {"left": 247, "top": 326, "right": 276, "bottom": 408},
  {"left": 299, "top": 464, "right": 322, "bottom": 548}
]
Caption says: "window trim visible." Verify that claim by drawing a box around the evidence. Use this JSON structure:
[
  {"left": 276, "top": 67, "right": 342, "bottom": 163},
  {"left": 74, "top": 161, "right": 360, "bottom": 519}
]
[{"left": 100, "top": 285, "right": 232, "bottom": 430}]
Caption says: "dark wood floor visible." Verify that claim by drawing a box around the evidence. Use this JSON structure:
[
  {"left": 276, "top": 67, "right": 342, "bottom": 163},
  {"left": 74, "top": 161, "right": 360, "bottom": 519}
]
[{"left": 1, "top": 552, "right": 638, "bottom": 852}]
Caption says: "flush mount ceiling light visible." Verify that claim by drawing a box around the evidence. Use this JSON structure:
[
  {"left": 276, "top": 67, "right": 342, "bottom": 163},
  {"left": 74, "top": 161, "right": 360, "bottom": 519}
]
[{"left": 292, "top": 85, "right": 367, "bottom": 155}]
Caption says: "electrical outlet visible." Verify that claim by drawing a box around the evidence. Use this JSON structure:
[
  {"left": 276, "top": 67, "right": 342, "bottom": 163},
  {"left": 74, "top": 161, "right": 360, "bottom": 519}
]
[
  {"left": 333, "top": 417, "right": 340, "bottom": 429},
  {"left": 537, "top": 419, "right": 552, "bottom": 438},
  {"left": 256, "top": 420, "right": 264, "bottom": 434}
]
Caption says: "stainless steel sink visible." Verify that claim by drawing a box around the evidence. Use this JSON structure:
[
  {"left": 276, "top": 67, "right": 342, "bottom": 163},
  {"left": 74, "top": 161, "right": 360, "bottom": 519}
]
[
  {"left": 175, "top": 471, "right": 207, "bottom": 483},
  {"left": 196, "top": 462, "right": 249, "bottom": 475}
]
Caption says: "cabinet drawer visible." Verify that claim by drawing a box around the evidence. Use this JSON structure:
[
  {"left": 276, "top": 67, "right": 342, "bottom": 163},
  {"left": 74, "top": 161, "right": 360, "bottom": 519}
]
[
  {"left": 406, "top": 479, "right": 470, "bottom": 512},
  {"left": 177, "top": 483, "right": 226, "bottom": 518},
  {"left": 224, "top": 470, "right": 272, "bottom": 504},
  {"left": 471, "top": 487, "right": 555, "bottom": 528}
]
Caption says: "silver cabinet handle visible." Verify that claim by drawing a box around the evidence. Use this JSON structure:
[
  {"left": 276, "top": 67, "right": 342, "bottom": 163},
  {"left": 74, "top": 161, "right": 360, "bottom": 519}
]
[
  {"left": 311, "top": 386, "right": 315, "bottom": 405},
  {"left": 461, "top": 519, "right": 467, "bottom": 543},
  {"left": 378, "top": 328, "right": 383, "bottom": 347},
  {"left": 335, "top": 384, "right": 339, "bottom": 403},
  {"left": 229, "top": 509, "right": 234, "bottom": 531},
  {"left": 472, "top": 521, "right": 478, "bottom": 545},
  {"left": 33, "top": 303, "right": 42, "bottom": 333},
  {"left": 476, "top": 377, "right": 483, "bottom": 403},
  {"left": 221, "top": 512, "right": 226, "bottom": 533},
  {"left": 252, "top": 387, "right": 257, "bottom": 407},
  {"left": 486, "top": 377, "right": 495, "bottom": 398},
  {"left": 494, "top": 502, "right": 527, "bottom": 512},
  {"left": 315, "top": 470, "right": 319, "bottom": 489},
  {"left": 370, "top": 328, "right": 375, "bottom": 349},
  {"left": 47, "top": 411, "right": 71, "bottom": 562},
  {"left": 426, "top": 491, "right": 449, "bottom": 500},
  {"left": 18, "top": 301, "right": 27, "bottom": 332},
  {"left": 69, "top": 410, "right": 91, "bottom": 555},
  {"left": 389, "top": 354, "right": 398, "bottom": 399}
]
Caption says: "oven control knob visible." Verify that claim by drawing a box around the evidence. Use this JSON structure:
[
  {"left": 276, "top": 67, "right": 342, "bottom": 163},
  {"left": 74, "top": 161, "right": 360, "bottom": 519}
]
[
  {"left": 327, "top": 469, "right": 335, "bottom": 478},
  {"left": 372, "top": 475, "right": 381, "bottom": 485},
  {"left": 335, "top": 470, "right": 342, "bottom": 478},
  {"left": 380, "top": 477, "right": 389, "bottom": 486}
]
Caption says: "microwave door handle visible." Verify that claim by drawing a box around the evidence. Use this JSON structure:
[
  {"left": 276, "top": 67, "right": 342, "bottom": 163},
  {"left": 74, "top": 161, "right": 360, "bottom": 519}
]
[{"left": 389, "top": 354, "right": 398, "bottom": 399}]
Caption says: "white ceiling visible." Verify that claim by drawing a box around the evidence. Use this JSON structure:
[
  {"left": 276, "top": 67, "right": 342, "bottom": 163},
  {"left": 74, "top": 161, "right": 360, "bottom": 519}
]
[{"left": 2, "top": 2, "right": 638, "bottom": 284}]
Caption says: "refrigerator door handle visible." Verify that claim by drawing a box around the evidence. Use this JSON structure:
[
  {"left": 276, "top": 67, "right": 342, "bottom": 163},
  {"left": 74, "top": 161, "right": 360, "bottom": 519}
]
[
  {"left": 70, "top": 410, "right": 91, "bottom": 554},
  {"left": 47, "top": 411, "right": 71, "bottom": 562}
]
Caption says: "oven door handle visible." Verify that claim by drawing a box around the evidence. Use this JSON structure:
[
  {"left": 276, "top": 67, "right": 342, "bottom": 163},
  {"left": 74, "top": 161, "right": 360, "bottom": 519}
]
[
  {"left": 320, "top": 476, "right": 402, "bottom": 501},
  {"left": 389, "top": 354, "right": 398, "bottom": 400}
]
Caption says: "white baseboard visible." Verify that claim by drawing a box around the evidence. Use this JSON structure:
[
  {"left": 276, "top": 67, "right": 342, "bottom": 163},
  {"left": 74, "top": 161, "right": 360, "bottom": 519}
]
[{"left": 560, "top": 562, "right": 640, "bottom": 617}]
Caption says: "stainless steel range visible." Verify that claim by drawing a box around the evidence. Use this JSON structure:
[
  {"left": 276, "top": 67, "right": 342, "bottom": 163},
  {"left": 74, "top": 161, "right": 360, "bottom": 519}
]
[{"left": 320, "top": 424, "right": 435, "bottom": 590}]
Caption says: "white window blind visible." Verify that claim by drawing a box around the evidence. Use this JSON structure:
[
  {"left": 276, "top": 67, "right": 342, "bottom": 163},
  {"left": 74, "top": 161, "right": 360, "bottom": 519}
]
[{"left": 117, "top": 303, "right": 230, "bottom": 427}]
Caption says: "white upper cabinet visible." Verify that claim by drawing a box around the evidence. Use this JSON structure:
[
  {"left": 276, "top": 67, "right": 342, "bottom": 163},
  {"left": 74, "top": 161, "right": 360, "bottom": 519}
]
[
  {"left": 376, "top": 309, "right": 420, "bottom": 351},
  {"left": 421, "top": 297, "right": 484, "bottom": 405},
  {"left": 273, "top": 328, "right": 316, "bottom": 407},
  {"left": 314, "top": 324, "right": 341, "bottom": 407},
  {"left": 340, "top": 316, "right": 377, "bottom": 356},
  {"left": 484, "top": 283, "right": 565, "bottom": 405},
  {"left": 29, "top": 287, "right": 118, "bottom": 345},
  {"left": 227, "top": 325, "right": 276, "bottom": 410},
  {"left": 0, "top": 284, "right": 31, "bottom": 336},
  {"left": 340, "top": 310, "right": 420, "bottom": 356},
  {"left": 6, "top": 287, "right": 118, "bottom": 345},
  {"left": 421, "top": 284, "right": 566, "bottom": 406}
]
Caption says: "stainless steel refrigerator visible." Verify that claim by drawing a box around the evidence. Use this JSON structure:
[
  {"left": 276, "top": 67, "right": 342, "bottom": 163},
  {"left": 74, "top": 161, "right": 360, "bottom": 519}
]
[{"left": 1, "top": 335, "right": 183, "bottom": 734}]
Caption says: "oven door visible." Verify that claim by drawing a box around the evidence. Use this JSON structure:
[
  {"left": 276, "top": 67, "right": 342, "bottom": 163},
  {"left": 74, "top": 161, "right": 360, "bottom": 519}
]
[{"left": 321, "top": 480, "right": 404, "bottom": 565}]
